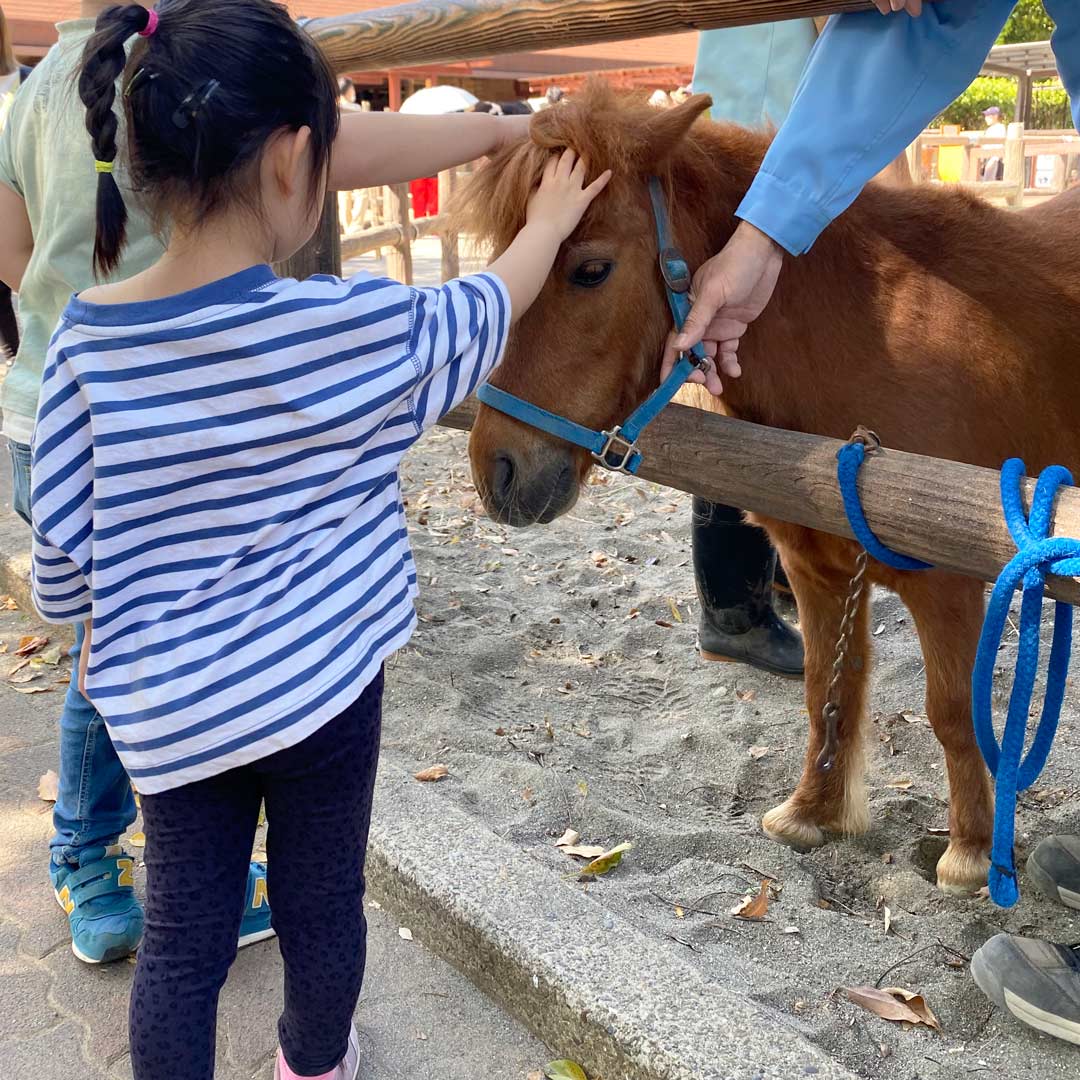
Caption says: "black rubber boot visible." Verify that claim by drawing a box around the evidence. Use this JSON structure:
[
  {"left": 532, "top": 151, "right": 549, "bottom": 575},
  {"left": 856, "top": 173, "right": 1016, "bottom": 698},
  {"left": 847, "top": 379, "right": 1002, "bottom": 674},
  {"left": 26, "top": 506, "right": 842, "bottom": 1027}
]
[{"left": 692, "top": 498, "right": 805, "bottom": 679}]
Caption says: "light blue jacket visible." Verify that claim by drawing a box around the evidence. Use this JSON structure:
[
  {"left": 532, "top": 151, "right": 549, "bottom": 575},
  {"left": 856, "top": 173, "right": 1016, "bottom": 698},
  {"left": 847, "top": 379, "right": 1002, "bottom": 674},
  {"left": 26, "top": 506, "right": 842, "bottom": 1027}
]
[
  {"left": 738, "top": 0, "right": 1080, "bottom": 255},
  {"left": 693, "top": 20, "right": 818, "bottom": 128}
]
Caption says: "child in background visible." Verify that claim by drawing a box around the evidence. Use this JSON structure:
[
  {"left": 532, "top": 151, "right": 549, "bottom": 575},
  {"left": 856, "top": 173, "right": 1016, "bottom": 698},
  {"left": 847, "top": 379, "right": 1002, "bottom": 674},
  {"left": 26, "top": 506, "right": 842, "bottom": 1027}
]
[{"left": 32, "top": 2, "right": 608, "bottom": 1078}]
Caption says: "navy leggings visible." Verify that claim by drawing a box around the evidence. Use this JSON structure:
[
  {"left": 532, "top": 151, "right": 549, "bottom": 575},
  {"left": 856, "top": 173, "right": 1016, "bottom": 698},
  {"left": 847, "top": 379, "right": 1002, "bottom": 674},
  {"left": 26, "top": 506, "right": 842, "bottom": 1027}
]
[{"left": 130, "top": 671, "right": 384, "bottom": 1079}]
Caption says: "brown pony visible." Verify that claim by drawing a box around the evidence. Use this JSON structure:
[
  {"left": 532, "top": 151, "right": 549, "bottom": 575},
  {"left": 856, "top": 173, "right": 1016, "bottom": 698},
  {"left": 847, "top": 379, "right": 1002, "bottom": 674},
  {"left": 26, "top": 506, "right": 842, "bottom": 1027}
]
[{"left": 459, "top": 82, "right": 1080, "bottom": 894}]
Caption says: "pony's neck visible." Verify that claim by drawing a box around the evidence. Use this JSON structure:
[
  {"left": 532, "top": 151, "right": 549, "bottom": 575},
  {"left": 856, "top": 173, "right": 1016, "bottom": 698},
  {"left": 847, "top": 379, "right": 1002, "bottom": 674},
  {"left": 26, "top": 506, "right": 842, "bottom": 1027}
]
[{"left": 670, "top": 125, "right": 880, "bottom": 432}]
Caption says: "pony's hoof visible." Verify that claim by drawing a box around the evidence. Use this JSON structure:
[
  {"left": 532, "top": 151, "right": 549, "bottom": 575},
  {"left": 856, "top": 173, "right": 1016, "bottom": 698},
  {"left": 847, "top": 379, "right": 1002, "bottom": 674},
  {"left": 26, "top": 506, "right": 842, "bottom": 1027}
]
[
  {"left": 762, "top": 801, "right": 825, "bottom": 852},
  {"left": 937, "top": 843, "right": 990, "bottom": 895}
]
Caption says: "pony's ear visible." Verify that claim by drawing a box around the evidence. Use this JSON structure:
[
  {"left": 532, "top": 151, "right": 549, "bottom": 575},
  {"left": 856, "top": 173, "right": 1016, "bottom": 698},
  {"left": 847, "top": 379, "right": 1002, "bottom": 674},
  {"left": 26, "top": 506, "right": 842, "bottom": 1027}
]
[{"left": 637, "top": 93, "right": 713, "bottom": 168}]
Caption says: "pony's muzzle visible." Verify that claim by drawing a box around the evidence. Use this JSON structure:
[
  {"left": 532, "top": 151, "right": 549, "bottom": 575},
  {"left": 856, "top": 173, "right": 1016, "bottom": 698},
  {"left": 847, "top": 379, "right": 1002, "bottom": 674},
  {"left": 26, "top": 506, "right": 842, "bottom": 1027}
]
[{"left": 476, "top": 446, "right": 578, "bottom": 528}]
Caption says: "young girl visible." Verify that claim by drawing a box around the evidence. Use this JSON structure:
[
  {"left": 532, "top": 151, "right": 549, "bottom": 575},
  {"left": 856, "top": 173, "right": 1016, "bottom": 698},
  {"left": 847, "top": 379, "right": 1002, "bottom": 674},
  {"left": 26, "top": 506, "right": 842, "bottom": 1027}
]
[{"left": 30, "top": 2, "right": 608, "bottom": 1077}]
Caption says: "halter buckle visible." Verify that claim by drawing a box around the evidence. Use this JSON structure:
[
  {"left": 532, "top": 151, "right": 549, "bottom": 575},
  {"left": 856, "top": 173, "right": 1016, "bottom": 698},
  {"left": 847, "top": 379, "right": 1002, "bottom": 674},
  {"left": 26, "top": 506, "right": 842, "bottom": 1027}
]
[
  {"left": 659, "top": 248, "right": 692, "bottom": 294},
  {"left": 593, "top": 427, "right": 638, "bottom": 474}
]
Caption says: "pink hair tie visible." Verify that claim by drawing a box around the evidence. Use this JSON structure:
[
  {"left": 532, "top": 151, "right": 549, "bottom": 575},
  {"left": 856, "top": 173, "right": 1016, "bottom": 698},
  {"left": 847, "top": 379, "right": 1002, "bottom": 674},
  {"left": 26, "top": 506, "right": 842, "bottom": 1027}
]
[{"left": 139, "top": 9, "right": 159, "bottom": 37}]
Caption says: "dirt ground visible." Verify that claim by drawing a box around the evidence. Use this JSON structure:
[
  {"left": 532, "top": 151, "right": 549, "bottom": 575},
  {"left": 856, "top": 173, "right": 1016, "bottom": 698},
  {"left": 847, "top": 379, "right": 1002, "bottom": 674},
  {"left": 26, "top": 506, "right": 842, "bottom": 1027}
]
[{"left": 385, "top": 424, "right": 1080, "bottom": 1080}]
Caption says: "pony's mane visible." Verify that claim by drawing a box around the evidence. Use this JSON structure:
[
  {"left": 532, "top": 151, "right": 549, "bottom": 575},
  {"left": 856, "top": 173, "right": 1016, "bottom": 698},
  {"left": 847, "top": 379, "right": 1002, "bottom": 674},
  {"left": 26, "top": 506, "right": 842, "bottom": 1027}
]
[{"left": 452, "top": 80, "right": 768, "bottom": 254}]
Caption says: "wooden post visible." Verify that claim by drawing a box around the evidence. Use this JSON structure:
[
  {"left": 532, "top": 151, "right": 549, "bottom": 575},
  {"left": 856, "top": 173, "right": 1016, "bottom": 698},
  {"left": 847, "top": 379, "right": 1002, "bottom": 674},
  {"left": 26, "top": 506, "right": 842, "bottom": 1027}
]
[
  {"left": 439, "top": 398, "right": 1080, "bottom": 605},
  {"left": 304, "top": 0, "right": 936, "bottom": 73},
  {"left": 1004, "top": 121, "right": 1025, "bottom": 207},
  {"left": 438, "top": 169, "right": 460, "bottom": 280},
  {"left": 388, "top": 70, "right": 402, "bottom": 111},
  {"left": 276, "top": 189, "right": 341, "bottom": 280},
  {"left": 384, "top": 183, "right": 414, "bottom": 284}
]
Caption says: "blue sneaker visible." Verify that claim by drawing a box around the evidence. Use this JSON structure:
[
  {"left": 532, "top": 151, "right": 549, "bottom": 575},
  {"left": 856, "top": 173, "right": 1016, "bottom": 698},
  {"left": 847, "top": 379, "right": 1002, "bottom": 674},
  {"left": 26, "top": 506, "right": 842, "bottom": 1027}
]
[
  {"left": 51, "top": 845, "right": 144, "bottom": 964},
  {"left": 239, "top": 861, "right": 275, "bottom": 948}
]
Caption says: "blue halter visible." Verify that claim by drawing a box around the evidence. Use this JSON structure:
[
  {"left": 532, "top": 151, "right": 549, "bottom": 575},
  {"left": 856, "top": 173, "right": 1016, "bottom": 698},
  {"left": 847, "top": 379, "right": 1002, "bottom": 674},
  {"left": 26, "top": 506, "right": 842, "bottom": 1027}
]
[{"left": 476, "top": 176, "right": 712, "bottom": 474}]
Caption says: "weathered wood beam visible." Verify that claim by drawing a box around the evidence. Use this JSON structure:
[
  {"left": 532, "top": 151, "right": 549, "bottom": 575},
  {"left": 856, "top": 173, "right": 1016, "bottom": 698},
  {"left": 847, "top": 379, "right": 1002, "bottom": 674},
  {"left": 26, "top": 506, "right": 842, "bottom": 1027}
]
[
  {"left": 305, "top": 0, "right": 924, "bottom": 74},
  {"left": 440, "top": 398, "right": 1080, "bottom": 605}
]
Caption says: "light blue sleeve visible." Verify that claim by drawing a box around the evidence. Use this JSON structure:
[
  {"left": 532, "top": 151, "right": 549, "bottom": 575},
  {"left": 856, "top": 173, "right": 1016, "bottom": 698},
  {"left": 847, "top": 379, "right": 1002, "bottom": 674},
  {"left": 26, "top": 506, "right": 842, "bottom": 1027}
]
[
  {"left": 737, "top": 1, "right": 1018, "bottom": 255},
  {"left": 1044, "top": 0, "right": 1080, "bottom": 132}
]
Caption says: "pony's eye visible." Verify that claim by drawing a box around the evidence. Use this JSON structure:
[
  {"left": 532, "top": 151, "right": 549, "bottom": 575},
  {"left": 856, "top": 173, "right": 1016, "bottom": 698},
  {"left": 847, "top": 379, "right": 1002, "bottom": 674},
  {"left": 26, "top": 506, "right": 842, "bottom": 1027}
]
[{"left": 570, "top": 260, "right": 613, "bottom": 288}]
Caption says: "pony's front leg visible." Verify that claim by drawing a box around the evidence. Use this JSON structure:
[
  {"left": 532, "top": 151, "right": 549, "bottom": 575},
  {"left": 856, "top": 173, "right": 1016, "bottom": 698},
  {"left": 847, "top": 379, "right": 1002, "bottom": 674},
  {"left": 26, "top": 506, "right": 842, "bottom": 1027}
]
[
  {"left": 761, "top": 540, "right": 872, "bottom": 849},
  {"left": 898, "top": 572, "right": 993, "bottom": 894}
]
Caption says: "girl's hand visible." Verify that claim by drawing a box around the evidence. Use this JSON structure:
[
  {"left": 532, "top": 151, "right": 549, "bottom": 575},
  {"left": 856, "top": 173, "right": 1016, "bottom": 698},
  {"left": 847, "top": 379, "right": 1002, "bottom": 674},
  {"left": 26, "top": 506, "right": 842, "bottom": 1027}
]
[
  {"left": 660, "top": 221, "right": 784, "bottom": 397},
  {"left": 872, "top": 0, "right": 923, "bottom": 14},
  {"left": 526, "top": 149, "right": 612, "bottom": 244}
]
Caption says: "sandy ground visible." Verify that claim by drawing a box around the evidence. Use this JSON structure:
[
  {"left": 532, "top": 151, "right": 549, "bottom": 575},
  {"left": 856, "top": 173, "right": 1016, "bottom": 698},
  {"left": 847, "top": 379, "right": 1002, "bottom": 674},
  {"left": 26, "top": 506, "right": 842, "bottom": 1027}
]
[{"left": 385, "top": 422, "right": 1080, "bottom": 1080}]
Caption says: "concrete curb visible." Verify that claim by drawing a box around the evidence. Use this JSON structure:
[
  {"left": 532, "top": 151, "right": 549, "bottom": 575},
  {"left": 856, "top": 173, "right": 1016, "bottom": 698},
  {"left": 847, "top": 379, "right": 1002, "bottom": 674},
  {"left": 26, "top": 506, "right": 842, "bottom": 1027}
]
[{"left": 366, "top": 765, "right": 857, "bottom": 1080}]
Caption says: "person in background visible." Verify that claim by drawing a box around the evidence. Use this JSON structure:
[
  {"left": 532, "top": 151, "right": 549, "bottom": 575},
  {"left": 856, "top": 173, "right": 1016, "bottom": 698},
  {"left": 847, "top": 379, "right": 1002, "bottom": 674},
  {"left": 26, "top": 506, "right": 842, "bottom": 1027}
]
[
  {"left": 980, "top": 104, "right": 1007, "bottom": 181},
  {"left": 0, "top": 4, "right": 29, "bottom": 360},
  {"left": 337, "top": 76, "right": 363, "bottom": 232},
  {"left": 0, "top": 0, "right": 277, "bottom": 968},
  {"left": 670, "top": 0, "right": 1080, "bottom": 1043},
  {"left": 683, "top": 17, "right": 820, "bottom": 680}
]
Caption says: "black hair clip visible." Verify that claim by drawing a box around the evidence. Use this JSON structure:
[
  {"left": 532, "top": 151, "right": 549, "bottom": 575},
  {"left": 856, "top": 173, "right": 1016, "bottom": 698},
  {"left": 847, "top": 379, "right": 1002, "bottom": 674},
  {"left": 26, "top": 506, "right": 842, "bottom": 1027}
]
[
  {"left": 171, "top": 79, "right": 221, "bottom": 130},
  {"left": 124, "top": 68, "right": 159, "bottom": 98}
]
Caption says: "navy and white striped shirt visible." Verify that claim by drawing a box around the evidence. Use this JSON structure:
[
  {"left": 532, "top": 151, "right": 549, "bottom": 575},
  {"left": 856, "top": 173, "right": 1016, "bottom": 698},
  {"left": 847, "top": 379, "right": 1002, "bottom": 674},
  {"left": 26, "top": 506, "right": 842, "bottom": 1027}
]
[{"left": 31, "top": 265, "right": 509, "bottom": 792}]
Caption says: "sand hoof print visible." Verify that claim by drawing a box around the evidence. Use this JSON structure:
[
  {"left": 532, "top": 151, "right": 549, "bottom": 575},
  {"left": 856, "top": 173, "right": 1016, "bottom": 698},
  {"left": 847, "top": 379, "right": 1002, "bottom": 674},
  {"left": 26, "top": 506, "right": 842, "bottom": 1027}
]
[{"left": 936, "top": 844, "right": 991, "bottom": 895}]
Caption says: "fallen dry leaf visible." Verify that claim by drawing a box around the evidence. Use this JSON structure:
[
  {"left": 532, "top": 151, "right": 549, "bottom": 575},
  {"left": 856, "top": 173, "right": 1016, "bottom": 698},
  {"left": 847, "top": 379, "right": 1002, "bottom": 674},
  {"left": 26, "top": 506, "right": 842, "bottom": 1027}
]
[
  {"left": 883, "top": 905, "right": 894, "bottom": 935},
  {"left": 414, "top": 764, "right": 449, "bottom": 783},
  {"left": 580, "top": 842, "right": 632, "bottom": 877},
  {"left": 544, "top": 1062, "right": 587, "bottom": 1080},
  {"left": 731, "top": 880, "right": 770, "bottom": 921},
  {"left": 555, "top": 828, "right": 580, "bottom": 848},
  {"left": 127, "top": 831, "right": 146, "bottom": 848},
  {"left": 844, "top": 986, "right": 940, "bottom": 1030},
  {"left": 10, "top": 684, "right": 51, "bottom": 695},
  {"left": 6, "top": 657, "right": 30, "bottom": 678},
  {"left": 37, "top": 769, "right": 59, "bottom": 803},
  {"left": 735, "top": 688, "right": 757, "bottom": 703},
  {"left": 398, "top": 927, "right": 414, "bottom": 941},
  {"left": 15, "top": 635, "right": 49, "bottom": 658},
  {"left": 667, "top": 598, "right": 683, "bottom": 623},
  {"left": 748, "top": 745, "right": 771, "bottom": 760},
  {"left": 0, "top": 595, "right": 19, "bottom": 610},
  {"left": 561, "top": 844, "right": 607, "bottom": 860},
  {"left": 886, "top": 777, "right": 914, "bottom": 791},
  {"left": 873, "top": 622, "right": 886, "bottom": 636}
]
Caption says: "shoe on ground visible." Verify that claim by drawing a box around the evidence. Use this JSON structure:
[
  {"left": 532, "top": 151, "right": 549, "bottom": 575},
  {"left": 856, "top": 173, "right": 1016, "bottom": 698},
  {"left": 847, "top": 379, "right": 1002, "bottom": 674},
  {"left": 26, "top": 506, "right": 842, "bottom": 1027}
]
[
  {"left": 698, "top": 607, "right": 805, "bottom": 679},
  {"left": 239, "top": 860, "right": 276, "bottom": 948},
  {"left": 274, "top": 1023, "right": 360, "bottom": 1080},
  {"left": 1027, "top": 835, "right": 1080, "bottom": 911},
  {"left": 971, "top": 933, "right": 1080, "bottom": 1046},
  {"left": 51, "top": 844, "right": 143, "bottom": 964}
]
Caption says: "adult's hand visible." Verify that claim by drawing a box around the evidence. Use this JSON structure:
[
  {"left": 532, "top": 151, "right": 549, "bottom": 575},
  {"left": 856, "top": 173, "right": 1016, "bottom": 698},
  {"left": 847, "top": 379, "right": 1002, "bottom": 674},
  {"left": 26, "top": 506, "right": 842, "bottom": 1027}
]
[
  {"left": 872, "top": 0, "right": 923, "bottom": 15},
  {"left": 660, "top": 221, "right": 784, "bottom": 397}
]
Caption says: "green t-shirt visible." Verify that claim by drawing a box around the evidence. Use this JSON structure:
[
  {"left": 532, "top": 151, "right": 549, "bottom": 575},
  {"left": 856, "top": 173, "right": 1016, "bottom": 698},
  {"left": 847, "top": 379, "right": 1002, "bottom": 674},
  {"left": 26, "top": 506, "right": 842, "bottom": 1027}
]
[{"left": 0, "top": 19, "right": 162, "bottom": 445}]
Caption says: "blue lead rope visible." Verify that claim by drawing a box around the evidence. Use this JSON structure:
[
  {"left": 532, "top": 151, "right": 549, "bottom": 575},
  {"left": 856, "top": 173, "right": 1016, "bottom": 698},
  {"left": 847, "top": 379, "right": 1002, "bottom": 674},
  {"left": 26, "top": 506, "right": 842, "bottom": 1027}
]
[
  {"left": 838, "top": 442, "right": 1080, "bottom": 907},
  {"left": 971, "top": 459, "right": 1080, "bottom": 906}
]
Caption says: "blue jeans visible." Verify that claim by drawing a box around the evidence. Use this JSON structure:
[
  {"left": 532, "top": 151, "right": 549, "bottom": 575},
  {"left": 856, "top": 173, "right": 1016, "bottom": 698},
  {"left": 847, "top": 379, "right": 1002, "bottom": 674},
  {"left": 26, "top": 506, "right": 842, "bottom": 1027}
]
[{"left": 9, "top": 440, "right": 137, "bottom": 867}]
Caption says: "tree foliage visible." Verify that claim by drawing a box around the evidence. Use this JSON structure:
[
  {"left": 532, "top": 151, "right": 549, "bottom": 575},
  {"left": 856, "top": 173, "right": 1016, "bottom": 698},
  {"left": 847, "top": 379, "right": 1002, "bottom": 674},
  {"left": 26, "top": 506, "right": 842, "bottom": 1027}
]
[{"left": 997, "top": 0, "right": 1054, "bottom": 45}]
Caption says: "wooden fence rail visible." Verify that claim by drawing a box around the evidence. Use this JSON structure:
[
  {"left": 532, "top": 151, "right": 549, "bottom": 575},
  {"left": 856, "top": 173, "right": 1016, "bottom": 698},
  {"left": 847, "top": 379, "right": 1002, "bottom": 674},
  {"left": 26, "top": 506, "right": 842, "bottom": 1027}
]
[
  {"left": 442, "top": 398, "right": 1080, "bottom": 606},
  {"left": 303, "top": 0, "right": 926, "bottom": 73}
]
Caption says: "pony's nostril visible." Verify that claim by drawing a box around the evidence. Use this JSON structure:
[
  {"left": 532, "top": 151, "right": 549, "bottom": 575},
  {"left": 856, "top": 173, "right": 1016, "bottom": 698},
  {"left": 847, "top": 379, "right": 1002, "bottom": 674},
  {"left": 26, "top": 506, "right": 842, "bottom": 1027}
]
[{"left": 492, "top": 451, "right": 516, "bottom": 505}]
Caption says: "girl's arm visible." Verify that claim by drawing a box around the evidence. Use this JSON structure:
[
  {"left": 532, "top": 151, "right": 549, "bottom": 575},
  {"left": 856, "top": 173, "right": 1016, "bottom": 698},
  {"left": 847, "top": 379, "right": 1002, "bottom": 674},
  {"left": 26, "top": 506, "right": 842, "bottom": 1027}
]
[
  {"left": 0, "top": 182, "right": 33, "bottom": 291},
  {"left": 328, "top": 110, "right": 531, "bottom": 192},
  {"left": 487, "top": 150, "right": 611, "bottom": 322}
]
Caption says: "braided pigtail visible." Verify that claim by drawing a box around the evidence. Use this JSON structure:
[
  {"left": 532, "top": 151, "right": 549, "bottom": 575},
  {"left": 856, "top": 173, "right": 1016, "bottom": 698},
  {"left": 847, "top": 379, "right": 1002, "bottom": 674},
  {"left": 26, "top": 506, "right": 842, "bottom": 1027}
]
[{"left": 77, "top": 4, "right": 153, "bottom": 277}]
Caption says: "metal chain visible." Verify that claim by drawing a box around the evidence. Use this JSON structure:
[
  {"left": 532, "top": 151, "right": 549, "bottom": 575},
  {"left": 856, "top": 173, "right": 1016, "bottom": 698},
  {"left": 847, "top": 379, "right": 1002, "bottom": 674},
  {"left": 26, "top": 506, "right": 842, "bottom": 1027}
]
[{"left": 816, "top": 546, "right": 869, "bottom": 773}]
